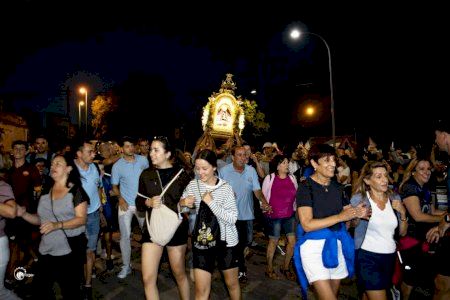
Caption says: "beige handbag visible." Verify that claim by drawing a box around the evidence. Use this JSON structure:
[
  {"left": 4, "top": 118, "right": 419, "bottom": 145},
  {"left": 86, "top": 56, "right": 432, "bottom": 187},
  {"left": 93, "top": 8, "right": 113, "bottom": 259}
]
[
  {"left": 146, "top": 204, "right": 182, "bottom": 246},
  {"left": 140, "top": 169, "right": 184, "bottom": 246}
]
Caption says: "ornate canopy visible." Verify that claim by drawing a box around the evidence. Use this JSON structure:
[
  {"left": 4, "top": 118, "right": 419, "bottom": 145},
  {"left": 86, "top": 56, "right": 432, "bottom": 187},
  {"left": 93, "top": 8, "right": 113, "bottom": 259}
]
[{"left": 201, "top": 74, "right": 245, "bottom": 140}]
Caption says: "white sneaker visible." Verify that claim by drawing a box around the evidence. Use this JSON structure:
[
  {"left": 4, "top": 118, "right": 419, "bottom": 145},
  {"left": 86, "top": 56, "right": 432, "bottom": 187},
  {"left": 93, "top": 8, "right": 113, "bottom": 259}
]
[{"left": 117, "top": 265, "right": 132, "bottom": 279}]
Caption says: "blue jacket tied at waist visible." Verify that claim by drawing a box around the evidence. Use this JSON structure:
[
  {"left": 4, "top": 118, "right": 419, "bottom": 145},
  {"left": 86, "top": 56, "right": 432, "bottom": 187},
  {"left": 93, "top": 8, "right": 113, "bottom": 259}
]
[{"left": 293, "top": 222, "right": 354, "bottom": 299}]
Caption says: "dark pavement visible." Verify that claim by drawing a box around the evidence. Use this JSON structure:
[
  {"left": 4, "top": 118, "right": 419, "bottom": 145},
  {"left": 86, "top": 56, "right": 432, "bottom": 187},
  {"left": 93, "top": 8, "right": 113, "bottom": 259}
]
[
  {"left": 10, "top": 227, "right": 435, "bottom": 299},
  {"left": 87, "top": 231, "right": 359, "bottom": 300}
]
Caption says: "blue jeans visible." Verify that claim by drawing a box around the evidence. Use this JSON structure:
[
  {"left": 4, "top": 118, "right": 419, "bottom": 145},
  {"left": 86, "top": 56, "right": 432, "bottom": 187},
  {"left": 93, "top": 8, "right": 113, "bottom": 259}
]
[
  {"left": 266, "top": 214, "right": 295, "bottom": 239},
  {"left": 86, "top": 210, "right": 100, "bottom": 252}
]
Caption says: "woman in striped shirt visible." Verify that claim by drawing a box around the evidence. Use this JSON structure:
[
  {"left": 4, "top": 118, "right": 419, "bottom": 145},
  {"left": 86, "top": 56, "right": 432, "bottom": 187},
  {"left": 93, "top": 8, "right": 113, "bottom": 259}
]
[{"left": 180, "top": 149, "right": 240, "bottom": 300}]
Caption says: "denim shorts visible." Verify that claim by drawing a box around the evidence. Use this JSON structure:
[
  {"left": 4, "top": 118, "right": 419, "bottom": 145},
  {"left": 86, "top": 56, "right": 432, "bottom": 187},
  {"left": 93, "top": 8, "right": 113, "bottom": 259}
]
[
  {"left": 86, "top": 210, "right": 100, "bottom": 251},
  {"left": 266, "top": 214, "right": 295, "bottom": 239}
]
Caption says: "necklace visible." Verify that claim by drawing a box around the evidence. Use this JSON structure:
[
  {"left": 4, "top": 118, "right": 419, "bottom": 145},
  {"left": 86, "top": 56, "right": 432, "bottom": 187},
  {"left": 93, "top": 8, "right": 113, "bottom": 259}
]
[
  {"left": 312, "top": 176, "right": 330, "bottom": 192},
  {"left": 320, "top": 183, "right": 329, "bottom": 192}
]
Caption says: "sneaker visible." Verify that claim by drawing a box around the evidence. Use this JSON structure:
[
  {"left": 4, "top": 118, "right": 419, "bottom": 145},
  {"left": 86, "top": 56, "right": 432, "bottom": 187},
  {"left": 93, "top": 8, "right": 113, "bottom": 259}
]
[
  {"left": 238, "top": 272, "right": 248, "bottom": 284},
  {"left": 106, "top": 259, "right": 114, "bottom": 271},
  {"left": 117, "top": 265, "right": 132, "bottom": 279}
]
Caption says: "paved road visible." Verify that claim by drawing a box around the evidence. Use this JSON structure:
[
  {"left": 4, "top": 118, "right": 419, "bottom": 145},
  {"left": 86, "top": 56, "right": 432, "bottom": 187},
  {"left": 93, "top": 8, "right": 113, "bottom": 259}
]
[
  {"left": 10, "top": 228, "right": 434, "bottom": 299},
  {"left": 88, "top": 231, "right": 359, "bottom": 300}
]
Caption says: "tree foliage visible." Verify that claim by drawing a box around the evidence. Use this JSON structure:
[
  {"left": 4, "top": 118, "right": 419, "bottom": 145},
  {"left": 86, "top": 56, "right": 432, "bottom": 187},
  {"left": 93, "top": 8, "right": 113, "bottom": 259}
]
[
  {"left": 240, "top": 99, "right": 270, "bottom": 138},
  {"left": 91, "top": 95, "right": 117, "bottom": 139}
]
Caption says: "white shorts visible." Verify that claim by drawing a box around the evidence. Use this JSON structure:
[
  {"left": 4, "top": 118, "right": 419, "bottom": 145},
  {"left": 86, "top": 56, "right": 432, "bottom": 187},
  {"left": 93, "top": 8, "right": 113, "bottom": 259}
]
[{"left": 300, "top": 239, "right": 348, "bottom": 283}]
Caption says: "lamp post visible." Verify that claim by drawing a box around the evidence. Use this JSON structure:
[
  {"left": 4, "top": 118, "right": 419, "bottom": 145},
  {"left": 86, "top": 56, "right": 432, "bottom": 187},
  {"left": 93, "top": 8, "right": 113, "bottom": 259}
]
[
  {"left": 78, "top": 101, "right": 84, "bottom": 130},
  {"left": 79, "top": 87, "right": 88, "bottom": 135},
  {"left": 290, "top": 29, "right": 336, "bottom": 147}
]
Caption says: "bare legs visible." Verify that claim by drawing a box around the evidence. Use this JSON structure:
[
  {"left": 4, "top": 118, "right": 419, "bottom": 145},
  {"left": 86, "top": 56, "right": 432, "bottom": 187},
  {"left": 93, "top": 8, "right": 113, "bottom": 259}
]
[
  {"left": 434, "top": 274, "right": 450, "bottom": 300},
  {"left": 141, "top": 243, "right": 189, "bottom": 300},
  {"left": 85, "top": 250, "right": 95, "bottom": 286},
  {"left": 167, "top": 245, "right": 190, "bottom": 300},
  {"left": 194, "top": 267, "right": 240, "bottom": 300},
  {"left": 312, "top": 279, "right": 341, "bottom": 300},
  {"left": 283, "top": 235, "right": 296, "bottom": 270},
  {"left": 266, "top": 238, "right": 278, "bottom": 273}
]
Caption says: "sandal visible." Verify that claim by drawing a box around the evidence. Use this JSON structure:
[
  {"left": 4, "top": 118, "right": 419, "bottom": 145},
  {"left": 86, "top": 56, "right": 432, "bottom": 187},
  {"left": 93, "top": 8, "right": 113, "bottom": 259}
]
[
  {"left": 265, "top": 269, "right": 280, "bottom": 280},
  {"left": 280, "top": 267, "right": 296, "bottom": 281}
]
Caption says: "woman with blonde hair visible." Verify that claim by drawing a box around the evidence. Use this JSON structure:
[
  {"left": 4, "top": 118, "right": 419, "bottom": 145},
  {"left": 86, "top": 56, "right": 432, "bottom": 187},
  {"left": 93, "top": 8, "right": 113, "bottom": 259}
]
[{"left": 351, "top": 160, "right": 407, "bottom": 300}]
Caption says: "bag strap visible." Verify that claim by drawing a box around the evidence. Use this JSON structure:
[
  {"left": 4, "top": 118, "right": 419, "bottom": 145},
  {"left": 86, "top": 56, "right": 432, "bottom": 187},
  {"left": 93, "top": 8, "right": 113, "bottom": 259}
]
[
  {"left": 156, "top": 168, "right": 185, "bottom": 203},
  {"left": 144, "top": 168, "right": 184, "bottom": 235}
]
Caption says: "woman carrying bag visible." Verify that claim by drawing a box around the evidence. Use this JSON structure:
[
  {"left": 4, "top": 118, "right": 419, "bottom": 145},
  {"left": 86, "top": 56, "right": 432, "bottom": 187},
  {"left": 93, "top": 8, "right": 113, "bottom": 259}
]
[
  {"left": 17, "top": 153, "right": 88, "bottom": 300},
  {"left": 137, "top": 136, "right": 192, "bottom": 300},
  {"left": 180, "top": 149, "right": 240, "bottom": 300}
]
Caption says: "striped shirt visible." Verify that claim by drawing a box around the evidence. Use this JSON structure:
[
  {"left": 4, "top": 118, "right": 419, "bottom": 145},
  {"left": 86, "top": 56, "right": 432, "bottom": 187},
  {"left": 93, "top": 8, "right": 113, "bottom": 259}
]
[{"left": 182, "top": 177, "right": 238, "bottom": 247}]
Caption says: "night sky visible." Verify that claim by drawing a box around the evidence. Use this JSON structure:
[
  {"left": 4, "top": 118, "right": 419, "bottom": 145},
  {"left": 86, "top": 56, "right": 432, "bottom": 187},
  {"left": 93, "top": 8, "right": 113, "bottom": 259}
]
[{"left": 0, "top": 2, "right": 447, "bottom": 151}]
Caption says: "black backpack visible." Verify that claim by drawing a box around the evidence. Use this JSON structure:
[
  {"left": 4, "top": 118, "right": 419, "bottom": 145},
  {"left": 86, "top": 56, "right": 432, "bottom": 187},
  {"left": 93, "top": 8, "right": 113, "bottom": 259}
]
[{"left": 192, "top": 180, "right": 221, "bottom": 250}]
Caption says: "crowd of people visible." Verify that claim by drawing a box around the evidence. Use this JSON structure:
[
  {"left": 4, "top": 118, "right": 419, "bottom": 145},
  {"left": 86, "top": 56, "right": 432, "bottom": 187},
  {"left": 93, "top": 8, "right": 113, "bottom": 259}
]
[{"left": 0, "top": 120, "right": 449, "bottom": 299}]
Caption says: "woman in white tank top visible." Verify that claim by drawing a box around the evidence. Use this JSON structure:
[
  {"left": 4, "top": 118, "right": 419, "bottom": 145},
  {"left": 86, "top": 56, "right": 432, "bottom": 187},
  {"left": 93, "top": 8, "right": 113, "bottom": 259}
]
[{"left": 351, "top": 161, "right": 408, "bottom": 300}]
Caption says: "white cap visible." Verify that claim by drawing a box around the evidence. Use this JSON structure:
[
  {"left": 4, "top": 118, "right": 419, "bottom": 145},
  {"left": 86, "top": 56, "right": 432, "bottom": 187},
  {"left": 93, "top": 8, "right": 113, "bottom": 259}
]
[{"left": 262, "top": 142, "right": 273, "bottom": 149}]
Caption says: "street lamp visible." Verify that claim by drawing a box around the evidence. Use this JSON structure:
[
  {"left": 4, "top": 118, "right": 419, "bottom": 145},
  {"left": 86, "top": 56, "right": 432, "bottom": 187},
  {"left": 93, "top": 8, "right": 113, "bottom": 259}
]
[
  {"left": 305, "top": 105, "right": 315, "bottom": 117},
  {"left": 290, "top": 29, "right": 336, "bottom": 147},
  {"left": 79, "top": 87, "right": 88, "bottom": 135},
  {"left": 78, "top": 101, "right": 84, "bottom": 130}
]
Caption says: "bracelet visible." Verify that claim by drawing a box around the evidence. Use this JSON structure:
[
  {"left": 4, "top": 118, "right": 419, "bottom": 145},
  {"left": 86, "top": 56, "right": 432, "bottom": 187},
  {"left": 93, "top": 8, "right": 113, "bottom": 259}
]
[{"left": 400, "top": 217, "right": 408, "bottom": 222}]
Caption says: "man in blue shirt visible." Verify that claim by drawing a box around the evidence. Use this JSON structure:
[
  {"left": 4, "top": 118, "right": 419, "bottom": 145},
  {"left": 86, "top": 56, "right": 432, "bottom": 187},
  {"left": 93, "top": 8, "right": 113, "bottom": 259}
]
[
  {"left": 112, "top": 137, "right": 149, "bottom": 279},
  {"left": 74, "top": 140, "right": 102, "bottom": 297},
  {"left": 219, "top": 146, "right": 271, "bottom": 283}
]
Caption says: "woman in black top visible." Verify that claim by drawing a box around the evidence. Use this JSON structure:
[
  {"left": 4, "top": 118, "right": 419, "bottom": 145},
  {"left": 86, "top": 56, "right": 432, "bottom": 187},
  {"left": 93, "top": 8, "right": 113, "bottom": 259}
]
[
  {"left": 295, "top": 144, "right": 366, "bottom": 299},
  {"left": 399, "top": 157, "right": 447, "bottom": 299},
  {"left": 137, "top": 136, "right": 192, "bottom": 300}
]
